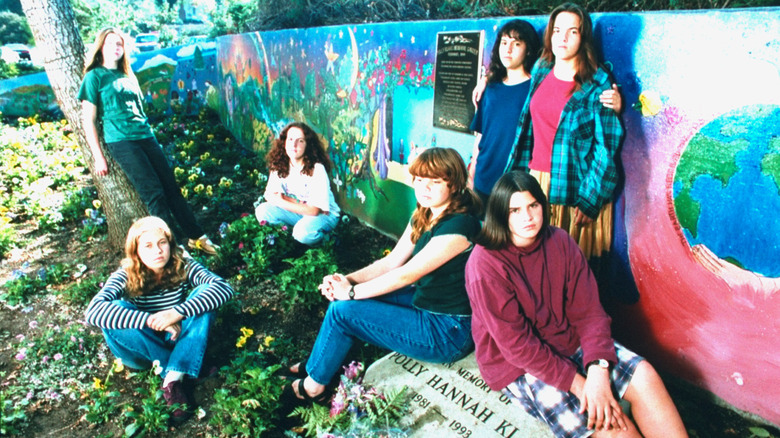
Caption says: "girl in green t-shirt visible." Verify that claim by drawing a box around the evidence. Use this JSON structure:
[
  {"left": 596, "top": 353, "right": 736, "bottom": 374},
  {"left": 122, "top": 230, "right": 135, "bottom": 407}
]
[{"left": 78, "top": 28, "right": 218, "bottom": 255}]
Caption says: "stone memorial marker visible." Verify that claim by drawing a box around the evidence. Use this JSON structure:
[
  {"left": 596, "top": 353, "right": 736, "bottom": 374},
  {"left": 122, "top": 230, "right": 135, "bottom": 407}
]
[
  {"left": 364, "top": 352, "right": 554, "bottom": 438},
  {"left": 432, "top": 31, "right": 483, "bottom": 133}
]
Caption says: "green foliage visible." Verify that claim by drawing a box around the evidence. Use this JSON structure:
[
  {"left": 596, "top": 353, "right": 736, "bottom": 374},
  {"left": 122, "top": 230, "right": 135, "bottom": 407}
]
[
  {"left": 275, "top": 244, "right": 339, "bottom": 310},
  {"left": 4, "top": 316, "right": 105, "bottom": 424},
  {"left": 0, "top": 57, "right": 18, "bottom": 79},
  {"left": 1, "top": 263, "right": 78, "bottom": 305},
  {"left": 57, "top": 272, "right": 102, "bottom": 306},
  {"left": 292, "top": 362, "right": 408, "bottom": 437},
  {"left": 0, "top": 217, "right": 16, "bottom": 259},
  {"left": 72, "top": 0, "right": 171, "bottom": 44},
  {"left": 122, "top": 362, "right": 174, "bottom": 437},
  {"left": 209, "top": 347, "right": 284, "bottom": 437},
  {"left": 749, "top": 427, "right": 774, "bottom": 437},
  {"left": 78, "top": 360, "right": 124, "bottom": 425},
  {"left": 216, "top": 215, "right": 297, "bottom": 281},
  {"left": 1, "top": 269, "right": 46, "bottom": 306},
  {"left": 1, "top": 382, "right": 27, "bottom": 436},
  {"left": 0, "top": 119, "right": 84, "bottom": 221},
  {"left": 208, "top": 0, "right": 258, "bottom": 37},
  {"left": 0, "top": 11, "right": 32, "bottom": 45}
]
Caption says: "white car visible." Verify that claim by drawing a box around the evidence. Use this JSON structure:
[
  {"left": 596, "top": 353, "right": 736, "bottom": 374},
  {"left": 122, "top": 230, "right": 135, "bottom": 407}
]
[
  {"left": 134, "top": 33, "right": 160, "bottom": 53},
  {"left": 1, "top": 44, "right": 32, "bottom": 64}
]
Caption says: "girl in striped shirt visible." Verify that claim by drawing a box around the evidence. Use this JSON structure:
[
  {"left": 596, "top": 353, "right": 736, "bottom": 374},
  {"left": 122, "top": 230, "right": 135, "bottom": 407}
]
[{"left": 85, "top": 216, "right": 233, "bottom": 424}]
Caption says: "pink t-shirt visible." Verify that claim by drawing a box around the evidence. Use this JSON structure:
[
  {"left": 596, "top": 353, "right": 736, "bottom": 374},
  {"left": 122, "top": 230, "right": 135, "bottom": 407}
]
[{"left": 528, "top": 73, "right": 574, "bottom": 172}]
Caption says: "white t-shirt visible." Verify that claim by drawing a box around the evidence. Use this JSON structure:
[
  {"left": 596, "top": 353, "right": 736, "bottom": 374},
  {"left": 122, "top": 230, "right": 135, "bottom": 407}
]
[{"left": 264, "top": 162, "right": 340, "bottom": 216}]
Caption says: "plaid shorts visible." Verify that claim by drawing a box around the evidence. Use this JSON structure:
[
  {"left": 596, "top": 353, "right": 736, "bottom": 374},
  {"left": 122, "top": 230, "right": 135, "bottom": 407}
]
[{"left": 501, "top": 342, "right": 643, "bottom": 438}]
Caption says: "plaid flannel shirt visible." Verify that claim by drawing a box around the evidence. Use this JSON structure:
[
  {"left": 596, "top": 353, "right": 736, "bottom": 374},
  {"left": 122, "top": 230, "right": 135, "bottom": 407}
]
[{"left": 505, "top": 60, "right": 624, "bottom": 219}]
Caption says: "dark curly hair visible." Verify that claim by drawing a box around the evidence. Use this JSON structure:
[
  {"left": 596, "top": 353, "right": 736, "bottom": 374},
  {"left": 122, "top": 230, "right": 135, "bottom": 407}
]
[
  {"left": 265, "top": 122, "right": 331, "bottom": 178},
  {"left": 487, "top": 19, "right": 540, "bottom": 84}
]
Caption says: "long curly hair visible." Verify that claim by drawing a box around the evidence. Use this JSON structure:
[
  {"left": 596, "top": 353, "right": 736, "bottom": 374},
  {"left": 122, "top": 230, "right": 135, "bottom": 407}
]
[
  {"left": 84, "top": 27, "right": 135, "bottom": 78},
  {"left": 265, "top": 122, "right": 331, "bottom": 178},
  {"left": 540, "top": 2, "right": 599, "bottom": 90},
  {"left": 408, "top": 148, "right": 481, "bottom": 243},
  {"left": 478, "top": 171, "right": 550, "bottom": 250},
  {"left": 121, "top": 217, "right": 187, "bottom": 297},
  {"left": 487, "top": 19, "right": 540, "bottom": 84}
]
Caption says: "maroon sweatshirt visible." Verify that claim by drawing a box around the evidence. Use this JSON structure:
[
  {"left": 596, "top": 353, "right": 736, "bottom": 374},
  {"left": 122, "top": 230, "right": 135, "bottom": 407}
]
[{"left": 465, "top": 226, "right": 617, "bottom": 392}]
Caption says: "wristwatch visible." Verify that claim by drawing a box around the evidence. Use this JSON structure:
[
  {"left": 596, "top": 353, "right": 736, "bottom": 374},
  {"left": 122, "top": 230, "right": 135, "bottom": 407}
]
[
  {"left": 586, "top": 359, "right": 610, "bottom": 373},
  {"left": 348, "top": 285, "right": 355, "bottom": 300}
]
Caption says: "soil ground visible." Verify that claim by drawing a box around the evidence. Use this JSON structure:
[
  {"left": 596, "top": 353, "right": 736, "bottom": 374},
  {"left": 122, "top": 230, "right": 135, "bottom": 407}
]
[{"left": 1, "top": 182, "right": 778, "bottom": 437}]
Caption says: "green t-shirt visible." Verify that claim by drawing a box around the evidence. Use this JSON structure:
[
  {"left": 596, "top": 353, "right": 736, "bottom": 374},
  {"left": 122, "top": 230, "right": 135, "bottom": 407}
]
[
  {"left": 78, "top": 67, "right": 154, "bottom": 143},
  {"left": 411, "top": 213, "right": 481, "bottom": 315}
]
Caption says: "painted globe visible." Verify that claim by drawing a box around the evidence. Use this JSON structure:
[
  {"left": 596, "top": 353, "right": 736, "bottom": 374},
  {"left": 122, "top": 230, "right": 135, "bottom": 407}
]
[{"left": 672, "top": 104, "right": 780, "bottom": 277}]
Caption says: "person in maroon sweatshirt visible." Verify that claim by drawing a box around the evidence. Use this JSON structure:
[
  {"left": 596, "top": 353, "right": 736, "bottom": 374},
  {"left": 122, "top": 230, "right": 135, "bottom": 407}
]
[{"left": 465, "top": 171, "right": 686, "bottom": 438}]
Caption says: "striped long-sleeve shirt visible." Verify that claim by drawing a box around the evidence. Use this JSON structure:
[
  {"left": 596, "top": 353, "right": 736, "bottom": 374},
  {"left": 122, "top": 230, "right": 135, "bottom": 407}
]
[{"left": 85, "top": 261, "right": 234, "bottom": 330}]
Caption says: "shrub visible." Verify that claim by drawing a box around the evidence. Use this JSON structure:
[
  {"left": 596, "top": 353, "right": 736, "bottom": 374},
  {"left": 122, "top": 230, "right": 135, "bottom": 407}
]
[
  {"left": 275, "top": 243, "right": 338, "bottom": 310},
  {"left": 208, "top": 333, "right": 284, "bottom": 437},
  {"left": 216, "top": 215, "right": 297, "bottom": 280}
]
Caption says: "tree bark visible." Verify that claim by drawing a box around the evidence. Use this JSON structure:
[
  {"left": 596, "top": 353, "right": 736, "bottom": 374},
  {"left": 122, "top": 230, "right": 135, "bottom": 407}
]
[{"left": 20, "top": 0, "right": 147, "bottom": 247}]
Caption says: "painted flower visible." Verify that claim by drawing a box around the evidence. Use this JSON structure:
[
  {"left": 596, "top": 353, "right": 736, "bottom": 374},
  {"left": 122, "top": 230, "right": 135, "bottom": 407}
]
[
  {"left": 28, "top": 320, "right": 38, "bottom": 329},
  {"left": 93, "top": 377, "right": 103, "bottom": 390},
  {"left": 113, "top": 358, "right": 125, "bottom": 373},
  {"left": 53, "top": 353, "right": 63, "bottom": 361}
]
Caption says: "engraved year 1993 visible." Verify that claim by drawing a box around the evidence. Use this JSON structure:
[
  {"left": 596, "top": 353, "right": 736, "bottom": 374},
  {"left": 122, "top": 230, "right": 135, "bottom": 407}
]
[{"left": 449, "top": 419, "right": 473, "bottom": 437}]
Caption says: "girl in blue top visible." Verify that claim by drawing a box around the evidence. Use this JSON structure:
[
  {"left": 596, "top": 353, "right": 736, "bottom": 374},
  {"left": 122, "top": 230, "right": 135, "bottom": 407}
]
[{"left": 470, "top": 19, "right": 621, "bottom": 212}]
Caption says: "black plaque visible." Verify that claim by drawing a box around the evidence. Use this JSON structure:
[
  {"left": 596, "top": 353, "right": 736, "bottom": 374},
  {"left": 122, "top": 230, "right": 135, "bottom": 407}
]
[{"left": 433, "top": 31, "right": 484, "bottom": 133}]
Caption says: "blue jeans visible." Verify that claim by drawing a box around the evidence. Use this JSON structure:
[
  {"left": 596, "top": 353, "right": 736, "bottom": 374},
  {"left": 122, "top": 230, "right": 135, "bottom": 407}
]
[
  {"left": 107, "top": 137, "right": 204, "bottom": 241},
  {"left": 254, "top": 202, "right": 339, "bottom": 245},
  {"left": 306, "top": 287, "right": 474, "bottom": 385},
  {"left": 101, "top": 285, "right": 214, "bottom": 379}
]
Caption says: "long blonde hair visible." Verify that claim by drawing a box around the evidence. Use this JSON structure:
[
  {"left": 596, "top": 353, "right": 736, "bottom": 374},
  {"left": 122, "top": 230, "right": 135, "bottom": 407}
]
[
  {"left": 408, "top": 148, "right": 481, "bottom": 243},
  {"left": 121, "top": 217, "right": 186, "bottom": 297},
  {"left": 84, "top": 27, "right": 136, "bottom": 79}
]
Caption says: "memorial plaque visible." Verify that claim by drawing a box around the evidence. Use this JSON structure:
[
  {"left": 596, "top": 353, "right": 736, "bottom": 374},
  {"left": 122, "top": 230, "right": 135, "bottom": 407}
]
[
  {"left": 432, "top": 31, "right": 483, "bottom": 133},
  {"left": 364, "top": 352, "right": 553, "bottom": 438}
]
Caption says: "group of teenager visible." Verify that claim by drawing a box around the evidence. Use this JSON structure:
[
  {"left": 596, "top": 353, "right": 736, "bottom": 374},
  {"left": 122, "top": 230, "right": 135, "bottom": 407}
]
[{"left": 81, "top": 3, "right": 688, "bottom": 436}]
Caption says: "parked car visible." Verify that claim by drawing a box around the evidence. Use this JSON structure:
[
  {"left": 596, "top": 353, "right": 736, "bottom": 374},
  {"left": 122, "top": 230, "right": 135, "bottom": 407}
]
[
  {"left": 134, "top": 33, "right": 160, "bottom": 52},
  {"left": 1, "top": 44, "right": 32, "bottom": 64},
  {"left": 185, "top": 35, "right": 208, "bottom": 45}
]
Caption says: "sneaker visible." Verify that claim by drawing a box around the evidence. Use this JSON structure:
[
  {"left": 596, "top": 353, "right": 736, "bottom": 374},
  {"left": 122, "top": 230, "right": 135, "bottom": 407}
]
[
  {"left": 188, "top": 235, "right": 219, "bottom": 255},
  {"left": 163, "top": 380, "right": 192, "bottom": 425}
]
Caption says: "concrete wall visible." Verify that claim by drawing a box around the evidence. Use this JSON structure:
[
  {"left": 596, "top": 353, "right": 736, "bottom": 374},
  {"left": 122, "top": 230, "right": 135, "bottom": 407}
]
[{"left": 215, "top": 8, "right": 780, "bottom": 425}]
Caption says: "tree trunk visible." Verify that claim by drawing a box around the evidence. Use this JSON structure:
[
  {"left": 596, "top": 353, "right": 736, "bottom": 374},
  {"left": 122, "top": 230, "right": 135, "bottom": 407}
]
[{"left": 20, "top": 0, "right": 147, "bottom": 247}]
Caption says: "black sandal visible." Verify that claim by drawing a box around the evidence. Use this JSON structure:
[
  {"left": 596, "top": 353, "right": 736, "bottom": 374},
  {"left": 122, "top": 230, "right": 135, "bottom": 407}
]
[
  {"left": 280, "top": 378, "right": 333, "bottom": 412},
  {"left": 285, "top": 357, "right": 309, "bottom": 379}
]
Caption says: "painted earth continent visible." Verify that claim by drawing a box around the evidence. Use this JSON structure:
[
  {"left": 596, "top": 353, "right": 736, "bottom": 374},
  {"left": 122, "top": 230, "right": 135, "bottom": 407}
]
[{"left": 672, "top": 104, "right": 780, "bottom": 277}]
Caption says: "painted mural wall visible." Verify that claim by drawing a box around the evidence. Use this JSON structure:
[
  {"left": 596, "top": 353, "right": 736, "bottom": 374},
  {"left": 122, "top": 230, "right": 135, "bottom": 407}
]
[
  {"left": 216, "top": 8, "right": 780, "bottom": 425},
  {"left": 0, "top": 41, "right": 219, "bottom": 119}
]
